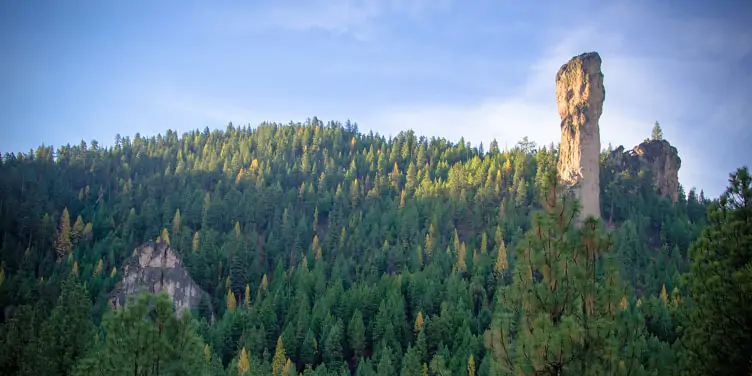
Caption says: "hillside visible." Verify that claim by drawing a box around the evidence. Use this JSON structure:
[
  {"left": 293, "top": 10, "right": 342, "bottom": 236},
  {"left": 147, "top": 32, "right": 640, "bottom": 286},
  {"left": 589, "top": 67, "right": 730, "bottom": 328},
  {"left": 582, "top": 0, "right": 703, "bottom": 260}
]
[{"left": 2, "top": 115, "right": 742, "bottom": 375}]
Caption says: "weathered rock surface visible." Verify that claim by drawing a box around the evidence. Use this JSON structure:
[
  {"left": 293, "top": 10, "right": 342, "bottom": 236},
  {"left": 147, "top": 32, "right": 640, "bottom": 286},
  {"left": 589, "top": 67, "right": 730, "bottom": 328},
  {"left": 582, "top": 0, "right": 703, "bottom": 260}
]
[
  {"left": 556, "top": 52, "right": 605, "bottom": 220},
  {"left": 606, "top": 139, "right": 682, "bottom": 202},
  {"left": 110, "top": 241, "right": 205, "bottom": 316}
]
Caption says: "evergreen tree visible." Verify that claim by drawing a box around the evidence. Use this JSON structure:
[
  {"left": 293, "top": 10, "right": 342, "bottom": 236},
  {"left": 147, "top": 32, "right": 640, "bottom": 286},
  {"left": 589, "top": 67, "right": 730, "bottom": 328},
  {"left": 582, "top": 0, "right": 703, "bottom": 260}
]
[
  {"left": 54, "top": 207, "right": 73, "bottom": 260},
  {"left": 487, "top": 171, "right": 624, "bottom": 375},
  {"left": 324, "top": 321, "right": 344, "bottom": 368},
  {"left": 301, "top": 329, "right": 317, "bottom": 367},
  {"left": 349, "top": 309, "right": 366, "bottom": 361},
  {"left": 37, "top": 273, "right": 94, "bottom": 375},
  {"left": 74, "top": 293, "right": 205, "bottom": 376},
  {"left": 651, "top": 122, "right": 663, "bottom": 141},
  {"left": 681, "top": 167, "right": 752, "bottom": 375},
  {"left": 238, "top": 347, "right": 251, "bottom": 375},
  {"left": 273, "top": 336, "right": 287, "bottom": 375}
]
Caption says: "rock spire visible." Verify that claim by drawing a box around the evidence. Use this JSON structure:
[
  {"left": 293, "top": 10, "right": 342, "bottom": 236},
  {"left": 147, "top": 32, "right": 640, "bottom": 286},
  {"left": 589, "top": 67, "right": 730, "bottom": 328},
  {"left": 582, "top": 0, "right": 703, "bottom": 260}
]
[{"left": 556, "top": 52, "right": 605, "bottom": 220}]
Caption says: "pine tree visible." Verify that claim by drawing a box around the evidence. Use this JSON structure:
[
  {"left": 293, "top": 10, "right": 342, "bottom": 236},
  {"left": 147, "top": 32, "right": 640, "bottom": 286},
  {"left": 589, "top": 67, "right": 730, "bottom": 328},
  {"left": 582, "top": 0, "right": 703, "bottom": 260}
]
[
  {"left": 160, "top": 228, "right": 170, "bottom": 245},
  {"left": 172, "top": 208, "right": 181, "bottom": 237},
  {"left": 682, "top": 167, "right": 752, "bottom": 375},
  {"left": 414, "top": 311, "right": 425, "bottom": 334},
  {"left": 74, "top": 293, "right": 205, "bottom": 376},
  {"left": 312, "top": 235, "right": 322, "bottom": 261},
  {"left": 273, "top": 336, "right": 287, "bottom": 375},
  {"left": 324, "top": 321, "right": 343, "bottom": 368},
  {"left": 71, "top": 215, "right": 85, "bottom": 243},
  {"left": 37, "top": 273, "right": 93, "bottom": 375},
  {"left": 349, "top": 310, "right": 366, "bottom": 361},
  {"left": 480, "top": 231, "right": 488, "bottom": 255},
  {"left": 192, "top": 231, "right": 200, "bottom": 252},
  {"left": 238, "top": 347, "right": 251, "bottom": 375},
  {"left": 301, "top": 329, "right": 317, "bottom": 366},
  {"left": 486, "top": 171, "right": 623, "bottom": 375},
  {"left": 401, "top": 346, "right": 422, "bottom": 376},
  {"left": 659, "top": 284, "right": 669, "bottom": 305},
  {"left": 493, "top": 238, "right": 508, "bottom": 278},
  {"left": 457, "top": 242, "right": 467, "bottom": 274},
  {"left": 81, "top": 222, "right": 93, "bottom": 243},
  {"left": 281, "top": 359, "right": 293, "bottom": 376},
  {"left": 226, "top": 289, "right": 237, "bottom": 313},
  {"left": 453, "top": 228, "right": 460, "bottom": 255},
  {"left": 651, "top": 122, "right": 663, "bottom": 141},
  {"left": 54, "top": 207, "right": 72, "bottom": 260}
]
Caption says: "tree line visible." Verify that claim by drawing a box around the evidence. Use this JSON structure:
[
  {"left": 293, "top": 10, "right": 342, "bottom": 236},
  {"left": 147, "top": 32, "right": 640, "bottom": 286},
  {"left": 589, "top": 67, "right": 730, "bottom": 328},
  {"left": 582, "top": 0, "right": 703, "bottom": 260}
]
[{"left": 0, "top": 118, "right": 748, "bottom": 375}]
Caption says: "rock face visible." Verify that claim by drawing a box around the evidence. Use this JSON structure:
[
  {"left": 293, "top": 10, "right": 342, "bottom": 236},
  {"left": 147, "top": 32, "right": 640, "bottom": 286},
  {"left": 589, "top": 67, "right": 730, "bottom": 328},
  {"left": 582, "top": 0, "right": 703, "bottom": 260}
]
[
  {"left": 556, "top": 52, "right": 605, "bottom": 220},
  {"left": 607, "top": 139, "right": 682, "bottom": 202},
  {"left": 110, "top": 241, "right": 205, "bottom": 316}
]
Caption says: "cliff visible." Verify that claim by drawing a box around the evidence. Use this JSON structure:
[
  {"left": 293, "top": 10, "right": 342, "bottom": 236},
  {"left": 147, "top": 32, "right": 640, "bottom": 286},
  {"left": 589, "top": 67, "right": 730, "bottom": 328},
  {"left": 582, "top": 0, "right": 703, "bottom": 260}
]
[
  {"left": 606, "top": 139, "right": 682, "bottom": 202},
  {"left": 556, "top": 52, "right": 606, "bottom": 220},
  {"left": 110, "top": 241, "right": 206, "bottom": 316}
]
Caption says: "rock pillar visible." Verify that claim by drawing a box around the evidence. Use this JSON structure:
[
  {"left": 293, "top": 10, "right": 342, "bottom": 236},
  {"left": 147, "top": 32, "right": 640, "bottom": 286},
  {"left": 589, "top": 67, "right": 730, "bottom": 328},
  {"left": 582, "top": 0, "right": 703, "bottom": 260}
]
[{"left": 556, "top": 52, "right": 605, "bottom": 220}]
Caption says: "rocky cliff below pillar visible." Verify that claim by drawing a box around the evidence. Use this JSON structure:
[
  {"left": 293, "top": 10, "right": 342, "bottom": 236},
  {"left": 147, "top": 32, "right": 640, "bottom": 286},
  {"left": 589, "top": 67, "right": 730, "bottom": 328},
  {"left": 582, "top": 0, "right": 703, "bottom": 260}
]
[
  {"left": 110, "top": 241, "right": 207, "bottom": 316},
  {"left": 606, "top": 139, "right": 682, "bottom": 202}
]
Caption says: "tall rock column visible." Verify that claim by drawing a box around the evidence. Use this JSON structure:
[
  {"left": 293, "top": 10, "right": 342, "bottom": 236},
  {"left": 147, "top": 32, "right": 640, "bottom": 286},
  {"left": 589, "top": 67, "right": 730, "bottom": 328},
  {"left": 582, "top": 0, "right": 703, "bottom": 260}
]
[{"left": 556, "top": 52, "right": 605, "bottom": 220}]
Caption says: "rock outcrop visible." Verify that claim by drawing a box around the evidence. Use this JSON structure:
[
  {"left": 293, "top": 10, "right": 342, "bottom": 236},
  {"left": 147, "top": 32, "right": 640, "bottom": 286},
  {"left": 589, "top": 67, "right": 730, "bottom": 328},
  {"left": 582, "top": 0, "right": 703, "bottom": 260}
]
[
  {"left": 556, "top": 52, "right": 605, "bottom": 220},
  {"left": 606, "top": 139, "right": 682, "bottom": 202},
  {"left": 110, "top": 241, "right": 205, "bottom": 316}
]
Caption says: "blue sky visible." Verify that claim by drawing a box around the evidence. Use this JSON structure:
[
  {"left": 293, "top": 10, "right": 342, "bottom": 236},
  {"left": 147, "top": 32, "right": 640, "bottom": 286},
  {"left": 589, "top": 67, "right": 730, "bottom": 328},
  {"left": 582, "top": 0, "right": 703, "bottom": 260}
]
[{"left": 1, "top": 0, "right": 750, "bottom": 197}]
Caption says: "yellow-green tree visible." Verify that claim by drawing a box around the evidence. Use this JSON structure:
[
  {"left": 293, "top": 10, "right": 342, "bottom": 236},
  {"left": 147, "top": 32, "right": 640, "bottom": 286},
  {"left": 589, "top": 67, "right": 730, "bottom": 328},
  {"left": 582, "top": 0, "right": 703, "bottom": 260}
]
[
  {"left": 192, "top": 231, "right": 200, "bottom": 252},
  {"left": 456, "top": 242, "right": 467, "bottom": 274},
  {"left": 468, "top": 354, "right": 476, "bottom": 376},
  {"left": 237, "top": 347, "right": 250, "bottom": 375},
  {"left": 272, "top": 336, "right": 286, "bottom": 375},
  {"left": 493, "top": 238, "right": 508, "bottom": 277},
  {"left": 172, "top": 208, "right": 181, "bottom": 237},
  {"left": 160, "top": 228, "right": 170, "bottom": 245},
  {"left": 226, "top": 289, "right": 236, "bottom": 313},
  {"left": 54, "top": 207, "right": 72, "bottom": 260},
  {"left": 414, "top": 311, "right": 425, "bottom": 333},
  {"left": 480, "top": 231, "right": 488, "bottom": 255},
  {"left": 71, "top": 215, "right": 85, "bottom": 243}
]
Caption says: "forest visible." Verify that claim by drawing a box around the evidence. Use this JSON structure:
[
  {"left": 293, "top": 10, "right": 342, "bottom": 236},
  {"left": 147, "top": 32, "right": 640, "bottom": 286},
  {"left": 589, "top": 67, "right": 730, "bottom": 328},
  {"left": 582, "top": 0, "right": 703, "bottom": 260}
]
[{"left": 0, "top": 118, "right": 750, "bottom": 375}]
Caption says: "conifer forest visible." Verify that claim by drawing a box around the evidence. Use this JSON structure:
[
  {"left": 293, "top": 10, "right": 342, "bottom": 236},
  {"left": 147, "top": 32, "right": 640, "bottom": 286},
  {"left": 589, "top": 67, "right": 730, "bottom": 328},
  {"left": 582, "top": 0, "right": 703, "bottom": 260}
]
[{"left": 0, "top": 119, "right": 750, "bottom": 375}]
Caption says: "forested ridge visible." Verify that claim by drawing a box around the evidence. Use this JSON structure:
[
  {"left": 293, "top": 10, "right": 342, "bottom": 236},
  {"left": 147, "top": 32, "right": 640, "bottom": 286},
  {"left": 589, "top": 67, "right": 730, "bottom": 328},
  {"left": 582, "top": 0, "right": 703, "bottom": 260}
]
[{"left": 0, "top": 118, "right": 750, "bottom": 375}]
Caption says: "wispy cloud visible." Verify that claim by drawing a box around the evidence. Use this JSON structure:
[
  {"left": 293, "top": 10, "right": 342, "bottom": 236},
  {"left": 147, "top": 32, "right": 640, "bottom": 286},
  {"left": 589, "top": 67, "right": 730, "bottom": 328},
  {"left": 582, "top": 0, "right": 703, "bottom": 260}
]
[
  {"left": 203, "top": 0, "right": 453, "bottom": 41},
  {"left": 359, "top": 2, "right": 750, "bottom": 196},
  {"left": 169, "top": 1, "right": 750, "bottom": 196}
]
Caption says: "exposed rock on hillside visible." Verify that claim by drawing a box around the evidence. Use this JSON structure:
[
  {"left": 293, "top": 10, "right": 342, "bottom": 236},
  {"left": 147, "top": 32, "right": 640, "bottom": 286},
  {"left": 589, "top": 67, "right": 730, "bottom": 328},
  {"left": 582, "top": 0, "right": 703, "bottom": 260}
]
[
  {"left": 607, "top": 139, "right": 682, "bottom": 202},
  {"left": 110, "top": 241, "right": 205, "bottom": 316},
  {"left": 556, "top": 52, "right": 605, "bottom": 220}
]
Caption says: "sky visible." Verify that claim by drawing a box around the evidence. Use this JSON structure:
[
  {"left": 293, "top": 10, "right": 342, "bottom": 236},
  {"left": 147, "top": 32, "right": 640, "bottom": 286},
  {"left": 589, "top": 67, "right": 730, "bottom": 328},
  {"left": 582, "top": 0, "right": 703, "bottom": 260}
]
[{"left": 1, "top": 0, "right": 750, "bottom": 197}]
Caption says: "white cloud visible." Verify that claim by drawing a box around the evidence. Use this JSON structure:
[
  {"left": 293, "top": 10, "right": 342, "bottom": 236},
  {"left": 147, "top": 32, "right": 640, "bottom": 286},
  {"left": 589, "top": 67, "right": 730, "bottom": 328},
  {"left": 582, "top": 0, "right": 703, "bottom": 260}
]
[
  {"left": 178, "top": 1, "right": 749, "bottom": 196},
  {"left": 359, "top": 3, "right": 749, "bottom": 196}
]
